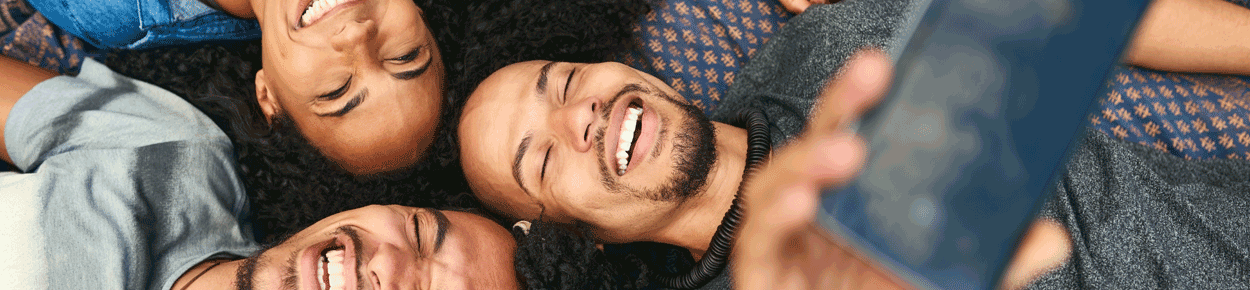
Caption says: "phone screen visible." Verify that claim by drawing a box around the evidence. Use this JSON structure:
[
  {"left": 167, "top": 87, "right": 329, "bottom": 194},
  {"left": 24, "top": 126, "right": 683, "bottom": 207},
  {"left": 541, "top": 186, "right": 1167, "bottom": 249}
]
[{"left": 815, "top": 0, "right": 1151, "bottom": 289}]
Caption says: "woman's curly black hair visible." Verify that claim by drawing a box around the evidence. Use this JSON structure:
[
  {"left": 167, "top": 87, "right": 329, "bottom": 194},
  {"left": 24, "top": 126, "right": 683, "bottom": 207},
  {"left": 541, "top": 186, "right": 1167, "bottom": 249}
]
[
  {"left": 102, "top": 0, "right": 663, "bottom": 288},
  {"left": 100, "top": 0, "right": 476, "bottom": 242},
  {"left": 512, "top": 221, "right": 649, "bottom": 290}
]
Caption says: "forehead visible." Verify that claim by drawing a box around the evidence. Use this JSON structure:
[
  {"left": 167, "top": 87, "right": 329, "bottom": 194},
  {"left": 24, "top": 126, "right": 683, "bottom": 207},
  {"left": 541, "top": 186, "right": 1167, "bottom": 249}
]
[
  {"left": 459, "top": 61, "right": 551, "bottom": 201},
  {"left": 441, "top": 210, "right": 518, "bottom": 289}
]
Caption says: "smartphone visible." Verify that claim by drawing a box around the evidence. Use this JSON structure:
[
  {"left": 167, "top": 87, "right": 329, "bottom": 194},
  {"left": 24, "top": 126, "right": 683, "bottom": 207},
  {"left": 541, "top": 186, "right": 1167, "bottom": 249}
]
[{"left": 815, "top": 0, "right": 1152, "bottom": 289}]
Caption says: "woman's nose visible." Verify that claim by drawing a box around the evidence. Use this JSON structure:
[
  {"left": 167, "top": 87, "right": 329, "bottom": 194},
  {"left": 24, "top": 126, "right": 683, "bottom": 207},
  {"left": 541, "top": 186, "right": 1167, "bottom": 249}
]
[{"left": 330, "top": 19, "right": 377, "bottom": 52}]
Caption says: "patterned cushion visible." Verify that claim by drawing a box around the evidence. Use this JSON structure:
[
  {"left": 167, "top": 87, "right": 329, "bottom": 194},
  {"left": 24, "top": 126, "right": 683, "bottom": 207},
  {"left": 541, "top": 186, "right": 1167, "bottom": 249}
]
[
  {"left": 0, "top": 0, "right": 89, "bottom": 75},
  {"left": 1091, "top": 65, "right": 1250, "bottom": 160},
  {"left": 615, "top": 0, "right": 793, "bottom": 114},
  {"left": 619, "top": 0, "right": 1250, "bottom": 162}
]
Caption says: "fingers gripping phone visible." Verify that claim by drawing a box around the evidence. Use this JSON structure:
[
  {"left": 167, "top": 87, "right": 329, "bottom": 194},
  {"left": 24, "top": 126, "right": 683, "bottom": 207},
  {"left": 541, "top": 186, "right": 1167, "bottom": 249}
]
[{"left": 815, "top": 0, "right": 1151, "bottom": 289}]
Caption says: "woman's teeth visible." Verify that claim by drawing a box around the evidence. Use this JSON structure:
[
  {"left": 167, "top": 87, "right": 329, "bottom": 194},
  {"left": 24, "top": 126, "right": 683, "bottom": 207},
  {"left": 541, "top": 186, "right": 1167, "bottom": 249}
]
[
  {"left": 617, "top": 106, "right": 644, "bottom": 175},
  {"left": 318, "top": 248, "right": 347, "bottom": 290},
  {"left": 301, "top": 0, "right": 348, "bottom": 27}
]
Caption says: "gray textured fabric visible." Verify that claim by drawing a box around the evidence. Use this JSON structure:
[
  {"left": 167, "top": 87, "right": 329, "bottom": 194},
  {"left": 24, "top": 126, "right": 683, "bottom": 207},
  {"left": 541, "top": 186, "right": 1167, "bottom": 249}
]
[
  {"left": 695, "top": 2, "right": 922, "bottom": 289},
  {"left": 1027, "top": 130, "right": 1250, "bottom": 289},
  {"left": 713, "top": 1, "right": 1250, "bottom": 289},
  {"left": 2, "top": 58, "right": 258, "bottom": 290},
  {"left": 710, "top": 0, "right": 921, "bottom": 146}
]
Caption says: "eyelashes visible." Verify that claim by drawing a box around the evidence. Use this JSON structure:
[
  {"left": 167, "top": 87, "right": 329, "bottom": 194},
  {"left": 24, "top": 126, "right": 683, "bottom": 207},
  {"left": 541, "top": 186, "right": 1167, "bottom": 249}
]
[
  {"left": 319, "top": 76, "right": 353, "bottom": 101},
  {"left": 562, "top": 66, "right": 576, "bottom": 104},
  {"left": 541, "top": 146, "right": 552, "bottom": 181}
]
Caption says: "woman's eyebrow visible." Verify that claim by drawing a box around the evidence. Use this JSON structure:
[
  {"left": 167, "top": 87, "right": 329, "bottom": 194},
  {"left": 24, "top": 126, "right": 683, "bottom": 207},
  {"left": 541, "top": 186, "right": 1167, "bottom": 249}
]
[
  {"left": 316, "top": 89, "right": 367, "bottom": 117},
  {"left": 391, "top": 46, "right": 431, "bottom": 80}
]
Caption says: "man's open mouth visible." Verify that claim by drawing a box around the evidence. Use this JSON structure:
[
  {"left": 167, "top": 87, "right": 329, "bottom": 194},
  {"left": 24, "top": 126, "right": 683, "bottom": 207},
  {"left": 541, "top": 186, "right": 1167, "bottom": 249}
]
[
  {"left": 615, "top": 101, "right": 645, "bottom": 175},
  {"left": 315, "top": 242, "right": 349, "bottom": 290}
]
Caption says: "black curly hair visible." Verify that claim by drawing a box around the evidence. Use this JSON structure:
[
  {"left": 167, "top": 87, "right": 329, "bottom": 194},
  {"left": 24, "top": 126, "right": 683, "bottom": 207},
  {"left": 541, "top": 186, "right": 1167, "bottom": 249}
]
[
  {"left": 98, "top": 0, "right": 653, "bottom": 235},
  {"left": 101, "top": 0, "right": 659, "bottom": 287},
  {"left": 99, "top": 0, "right": 475, "bottom": 242}
]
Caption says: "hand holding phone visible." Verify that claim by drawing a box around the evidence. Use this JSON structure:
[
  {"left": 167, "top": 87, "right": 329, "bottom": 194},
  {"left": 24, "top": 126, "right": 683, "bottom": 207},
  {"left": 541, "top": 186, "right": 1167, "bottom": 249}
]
[{"left": 733, "top": 50, "right": 1073, "bottom": 290}]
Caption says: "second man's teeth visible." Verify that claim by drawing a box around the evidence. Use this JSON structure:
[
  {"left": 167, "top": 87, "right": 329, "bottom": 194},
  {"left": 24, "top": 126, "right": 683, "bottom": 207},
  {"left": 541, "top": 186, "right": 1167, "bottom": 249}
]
[
  {"left": 321, "top": 248, "right": 346, "bottom": 290},
  {"left": 617, "top": 107, "right": 644, "bottom": 175}
]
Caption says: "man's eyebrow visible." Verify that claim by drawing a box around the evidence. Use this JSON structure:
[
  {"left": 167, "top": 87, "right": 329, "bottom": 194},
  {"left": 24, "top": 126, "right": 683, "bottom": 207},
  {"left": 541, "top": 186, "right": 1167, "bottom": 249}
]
[
  {"left": 535, "top": 61, "right": 558, "bottom": 96},
  {"left": 431, "top": 209, "right": 451, "bottom": 254},
  {"left": 512, "top": 132, "right": 534, "bottom": 196}
]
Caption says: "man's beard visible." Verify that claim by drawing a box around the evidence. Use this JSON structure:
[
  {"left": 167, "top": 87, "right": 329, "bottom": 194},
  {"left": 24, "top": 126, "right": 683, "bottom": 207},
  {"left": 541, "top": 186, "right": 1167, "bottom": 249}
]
[
  {"left": 233, "top": 241, "right": 295, "bottom": 290},
  {"left": 593, "top": 84, "right": 717, "bottom": 202},
  {"left": 234, "top": 227, "right": 364, "bottom": 290}
]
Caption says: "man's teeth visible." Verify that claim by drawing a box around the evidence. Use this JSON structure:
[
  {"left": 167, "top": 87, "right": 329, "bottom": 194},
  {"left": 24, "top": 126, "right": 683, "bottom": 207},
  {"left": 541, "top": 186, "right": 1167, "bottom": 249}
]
[
  {"left": 301, "top": 0, "right": 348, "bottom": 27},
  {"left": 319, "top": 248, "right": 346, "bottom": 290},
  {"left": 617, "top": 107, "right": 644, "bottom": 175}
]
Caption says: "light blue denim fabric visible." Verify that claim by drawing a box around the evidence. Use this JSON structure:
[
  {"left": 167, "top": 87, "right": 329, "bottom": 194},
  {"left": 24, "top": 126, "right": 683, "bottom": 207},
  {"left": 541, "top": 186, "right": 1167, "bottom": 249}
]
[{"left": 28, "top": 0, "right": 260, "bottom": 49}]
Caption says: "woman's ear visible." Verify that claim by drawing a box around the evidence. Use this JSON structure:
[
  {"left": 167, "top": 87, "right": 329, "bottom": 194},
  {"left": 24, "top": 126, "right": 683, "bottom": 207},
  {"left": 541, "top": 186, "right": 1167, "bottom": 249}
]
[{"left": 254, "top": 69, "right": 281, "bottom": 123}]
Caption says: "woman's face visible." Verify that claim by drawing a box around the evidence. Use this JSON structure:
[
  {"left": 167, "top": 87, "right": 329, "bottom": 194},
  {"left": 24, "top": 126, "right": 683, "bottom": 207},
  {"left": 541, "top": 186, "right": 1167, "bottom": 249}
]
[{"left": 253, "top": 0, "right": 444, "bottom": 175}]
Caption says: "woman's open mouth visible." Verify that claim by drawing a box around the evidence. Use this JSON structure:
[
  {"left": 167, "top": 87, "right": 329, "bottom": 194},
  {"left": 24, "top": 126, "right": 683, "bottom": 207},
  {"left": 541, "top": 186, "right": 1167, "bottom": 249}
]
[{"left": 299, "top": 0, "right": 361, "bottom": 28}]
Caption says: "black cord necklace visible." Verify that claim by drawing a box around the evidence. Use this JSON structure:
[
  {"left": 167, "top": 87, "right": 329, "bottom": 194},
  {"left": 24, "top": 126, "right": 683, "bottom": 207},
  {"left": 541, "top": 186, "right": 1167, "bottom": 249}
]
[{"left": 656, "top": 109, "right": 772, "bottom": 289}]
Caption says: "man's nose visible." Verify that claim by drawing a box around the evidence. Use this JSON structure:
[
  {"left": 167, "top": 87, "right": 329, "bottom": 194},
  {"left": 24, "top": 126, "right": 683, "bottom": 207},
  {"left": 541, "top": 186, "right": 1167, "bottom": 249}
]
[
  {"left": 330, "top": 19, "right": 377, "bottom": 53},
  {"left": 364, "top": 244, "right": 419, "bottom": 290},
  {"left": 551, "top": 96, "right": 600, "bottom": 152}
]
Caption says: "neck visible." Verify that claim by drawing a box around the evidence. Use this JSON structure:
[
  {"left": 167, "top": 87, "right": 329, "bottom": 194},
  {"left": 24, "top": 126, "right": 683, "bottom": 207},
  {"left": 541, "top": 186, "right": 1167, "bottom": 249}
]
[
  {"left": 172, "top": 259, "right": 245, "bottom": 290},
  {"left": 649, "top": 122, "right": 747, "bottom": 260},
  {"left": 212, "top": 0, "right": 258, "bottom": 19}
]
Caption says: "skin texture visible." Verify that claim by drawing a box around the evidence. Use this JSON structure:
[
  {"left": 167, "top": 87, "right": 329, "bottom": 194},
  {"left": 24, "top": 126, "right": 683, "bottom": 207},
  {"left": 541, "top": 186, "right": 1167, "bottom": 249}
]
[
  {"left": 0, "top": 55, "right": 57, "bottom": 164},
  {"left": 248, "top": 0, "right": 446, "bottom": 175},
  {"left": 1122, "top": 0, "right": 1250, "bottom": 76},
  {"left": 171, "top": 205, "right": 518, "bottom": 290},
  {"left": 458, "top": 61, "right": 750, "bottom": 257},
  {"left": 732, "top": 51, "right": 1071, "bottom": 290},
  {"left": 778, "top": 0, "right": 832, "bottom": 14}
]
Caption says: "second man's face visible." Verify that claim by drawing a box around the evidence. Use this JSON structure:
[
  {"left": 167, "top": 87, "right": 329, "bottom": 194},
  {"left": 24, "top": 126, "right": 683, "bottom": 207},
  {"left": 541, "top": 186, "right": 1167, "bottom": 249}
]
[{"left": 237, "top": 205, "right": 518, "bottom": 290}]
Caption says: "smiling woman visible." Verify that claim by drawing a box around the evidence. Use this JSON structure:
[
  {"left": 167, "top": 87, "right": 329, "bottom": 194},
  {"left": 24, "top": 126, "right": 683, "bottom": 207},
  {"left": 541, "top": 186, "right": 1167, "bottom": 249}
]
[{"left": 250, "top": 0, "right": 447, "bottom": 175}]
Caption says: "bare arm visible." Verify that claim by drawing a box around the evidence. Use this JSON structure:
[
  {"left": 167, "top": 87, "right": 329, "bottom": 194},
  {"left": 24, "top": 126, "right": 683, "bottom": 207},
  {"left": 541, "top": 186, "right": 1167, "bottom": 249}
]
[
  {"left": 0, "top": 55, "right": 59, "bottom": 165},
  {"left": 1124, "top": 0, "right": 1250, "bottom": 75}
]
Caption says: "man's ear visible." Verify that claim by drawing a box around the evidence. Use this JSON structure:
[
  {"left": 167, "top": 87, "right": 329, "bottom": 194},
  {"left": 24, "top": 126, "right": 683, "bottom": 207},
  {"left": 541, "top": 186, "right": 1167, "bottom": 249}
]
[{"left": 254, "top": 69, "right": 281, "bottom": 123}]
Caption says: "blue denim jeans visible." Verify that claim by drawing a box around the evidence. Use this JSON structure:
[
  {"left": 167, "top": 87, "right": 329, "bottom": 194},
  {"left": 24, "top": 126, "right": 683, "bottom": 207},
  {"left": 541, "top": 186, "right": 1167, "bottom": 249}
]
[{"left": 28, "top": 0, "right": 259, "bottom": 49}]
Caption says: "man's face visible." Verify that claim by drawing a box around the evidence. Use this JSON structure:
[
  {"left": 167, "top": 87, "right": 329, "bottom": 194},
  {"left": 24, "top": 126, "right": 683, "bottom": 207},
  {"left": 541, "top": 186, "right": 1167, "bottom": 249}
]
[
  {"left": 236, "top": 205, "right": 517, "bottom": 290},
  {"left": 459, "top": 61, "right": 717, "bottom": 242},
  {"left": 254, "top": 0, "right": 444, "bottom": 175}
]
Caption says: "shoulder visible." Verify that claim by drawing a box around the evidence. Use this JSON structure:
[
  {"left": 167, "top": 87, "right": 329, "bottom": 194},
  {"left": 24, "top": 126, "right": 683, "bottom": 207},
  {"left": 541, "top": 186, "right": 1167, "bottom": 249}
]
[{"left": 8, "top": 58, "right": 229, "bottom": 170}]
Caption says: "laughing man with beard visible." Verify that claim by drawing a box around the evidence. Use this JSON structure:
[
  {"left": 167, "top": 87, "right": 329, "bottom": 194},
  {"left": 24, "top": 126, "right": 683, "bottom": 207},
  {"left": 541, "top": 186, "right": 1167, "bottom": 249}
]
[
  {"left": 457, "top": 1, "right": 922, "bottom": 289},
  {"left": 460, "top": 1, "right": 1250, "bottom": 290}
]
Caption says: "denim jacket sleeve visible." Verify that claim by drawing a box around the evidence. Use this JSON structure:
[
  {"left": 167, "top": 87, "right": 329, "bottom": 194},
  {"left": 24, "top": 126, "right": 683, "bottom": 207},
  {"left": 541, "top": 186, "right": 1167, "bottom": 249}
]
[{"left": 28, "top": 0, "right": 260, "bottom": 49}]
